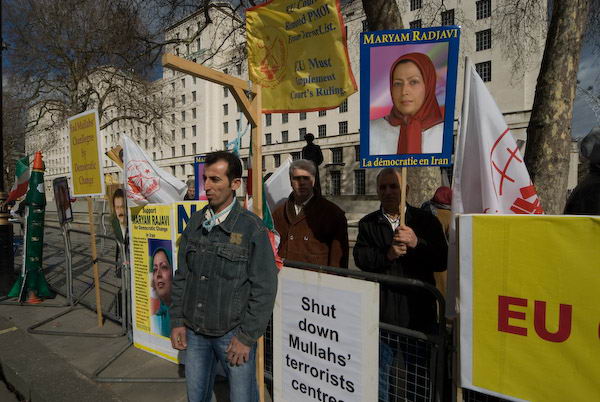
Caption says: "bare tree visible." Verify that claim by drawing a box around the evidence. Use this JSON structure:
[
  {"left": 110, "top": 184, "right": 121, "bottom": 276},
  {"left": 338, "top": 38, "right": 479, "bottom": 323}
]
[
  {"left": 2, "top": 0, "right": 170, "bottom": 149},
  {"left": 524, "top": 0, "right": 592, "bottom": 213},
  {"left": 2, "top": 84, "right": 28, "bottom": 190}
]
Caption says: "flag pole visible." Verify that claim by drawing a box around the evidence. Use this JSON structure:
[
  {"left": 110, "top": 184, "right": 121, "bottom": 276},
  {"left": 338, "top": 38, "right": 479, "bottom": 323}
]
[
  {"left": 399, "top": 167, "right": 407, "bottom": 226},
  {"left": 450, "top": 56, "right": 472, "bottom": 402}
]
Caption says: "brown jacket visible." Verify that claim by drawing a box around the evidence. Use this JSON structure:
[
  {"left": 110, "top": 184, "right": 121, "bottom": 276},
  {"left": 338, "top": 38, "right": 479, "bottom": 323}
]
[{"left": 273, "top": 193, "right": 349, "bottom": 268}]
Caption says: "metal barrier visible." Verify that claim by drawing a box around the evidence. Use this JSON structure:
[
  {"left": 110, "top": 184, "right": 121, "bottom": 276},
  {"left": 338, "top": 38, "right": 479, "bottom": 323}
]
[
  {"left": 266, "top": 259, "right": 449, "bottom": 402},
  {"left": 462, "top": 390, "right": 510, "bottom": 402}
]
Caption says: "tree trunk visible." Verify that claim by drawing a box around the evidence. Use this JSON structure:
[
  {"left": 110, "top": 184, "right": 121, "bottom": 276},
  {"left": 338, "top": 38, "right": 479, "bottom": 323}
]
[
  {"left": 362, "top": 0, "right": 441, "bottom": 206},
  {"left": 524, "top": 0, "right": 590, "bottom": 214}
]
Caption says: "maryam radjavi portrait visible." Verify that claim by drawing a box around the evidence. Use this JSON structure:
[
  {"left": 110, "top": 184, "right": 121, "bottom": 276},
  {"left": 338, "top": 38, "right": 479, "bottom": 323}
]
[{"left": 359, "top": 26, "right": 460, "bottom": 168}]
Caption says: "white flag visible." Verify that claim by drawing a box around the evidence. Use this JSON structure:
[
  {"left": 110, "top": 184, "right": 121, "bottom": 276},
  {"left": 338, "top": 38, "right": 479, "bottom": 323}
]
[
  {"left": 447, "top": 64, "right": 542, "bottom": 316},
  {"left": 122, "top": 135, "right": 187, "bottom": 206},
  {"left": 453, "top": 66, "right": 543, "bottom": 216}
]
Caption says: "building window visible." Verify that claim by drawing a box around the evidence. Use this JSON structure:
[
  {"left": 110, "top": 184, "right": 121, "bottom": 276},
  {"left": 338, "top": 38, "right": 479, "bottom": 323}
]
[
  {"left": 410, "top": 19, "right": 422, "bottom": 29},
  {"left": 223, "top": 140, "right": 228, "bottom": 149},
  {"left": 282, "top": 130, "right": 289, "bottom": 143},
  {"left": 476, "top": 29, "right": 492, "bottom": 51},
  {"left": 282, "top": 113, "right": 288, "bottom": 124},
  {"left": 171, "top": 97, "right": 176, "bottom": 107},
  {"left": 224, "top": 87, "right": 228, "bottom": 97},
  {"left": 171, "top": 130, "right": 176, "bottom": 141},
  {"left": 223, "top": 68, "right": 228, "bottom": 75},
  {"left": 262, "top": 156, "right": 266, "bottom": 170},
  {"left": 362, "top": 19, "right": 369, "bottom": 32},
  {"left": 181, "top": 110, "right": 186, "bottom": 121},
  {"left": 354, "top": 145, "right": 360, "bottom": 161},
  {"left": 192, "top": 143, "right": 197, "bottom": 154},
  {"left": 236, "top": 119, "right": 241, "bottom": 131},
  {"left": 192, "top": 125, "right": 197, "bottom": 137},
  {"left": 339, "top": 121, "right": 348, "bottom": 135},
  {"left": 354, "top": 170, "right": 366, "bottom": 195},
  {"left": 181, "top": 127, "right": 186, "bottom": 138},
  {"left": 242, "top": 157, "right": 249, "bottom": 170},
  {"left": 410, "top": 0, "right": 422, "bottom": 11},
  {"left": 291, "top": 151, "right": 301, "bottom": 161},
  {"left": 318, "top": 124, "right": 327, "bottom": 138},
  {"left": 192, "top": 108, "right": 197, "bottom": 119},
  {"left": 223, "top": 104, "right": 229, "bottom": 116},
  {"left": 476, "top": 0, "right": 491, "bottom": 19},
  {"left": 236, "top": 63, "right": 242, "bottom": 75},
  {"left": 192, "top": 91, "right": 197, "bottom": 102},
  {"left": 330, "top": 171, "right": 341, "bottom": 196},
  {"left": 274, "top": 154, "right": 281, "bottom": 167},
  {"left": 331, "top": 148, "right": 343, "bottom": 164},
  {"left": 171, "top": 114, "right": 175, "bottom": 124},
  {"left": 223, "top": 122, "right": 229, "bottom": 133},
  {"left": 299, "top": 112, "right": 307, "bottom": 120},
  {"left": 318, "top": 110, "right": 327, "bottom": 117},
  {"left": 181, "top": 145, "right": 186, "bottom": 155},
  {"left": 153, "top": 151, "right": 156, "bottom": 160},
  {"left": 475, "top": 61, "right": 492, "bottom": 82},
  {"left": 266, "top": 114, "right": 272, "bottom": 126},
  {"left": 265, "top": 133, "right": 272, "bottom": 145},
  {"left": 441, "top": 9, "right": 455, "bottom": 26},
  {"left": 339, "top": 99, "right": 348, "bottom": 113},
  {"left": 171, "top": 82, "right": 175, "bottom": 91},
  {"left": 171, "top": 147, "right": 175, "bottom": 157},
  {"left": 181, "top": 94, "right": 186, "bottom": 105},
  {"left": 299, "top": 127, "right": 307, "bottom": 140}
]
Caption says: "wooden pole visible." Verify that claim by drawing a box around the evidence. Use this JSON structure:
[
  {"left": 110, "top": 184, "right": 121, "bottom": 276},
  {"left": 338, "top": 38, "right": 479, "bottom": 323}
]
[
  {"left": 399, "top": 167, "right": 407, "bottom": 226},
  {"left": 250, "top": 84, "right": 266, "bottom": 402},
  {"left": 87, "top": 197, "right": 104, "bottom": 327}
]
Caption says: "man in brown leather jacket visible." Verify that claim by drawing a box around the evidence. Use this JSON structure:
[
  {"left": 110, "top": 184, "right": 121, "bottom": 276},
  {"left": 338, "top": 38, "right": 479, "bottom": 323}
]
[{"left": 273, "top": 159, "right": 349, "bottom": 268}]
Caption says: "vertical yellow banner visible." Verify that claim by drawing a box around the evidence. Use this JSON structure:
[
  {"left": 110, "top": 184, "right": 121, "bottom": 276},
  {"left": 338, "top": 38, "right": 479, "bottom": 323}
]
[
  {"left": 246, "top": 0, "right": 357, "bottom": 112},
  {"left": 68, "top": 110, "right": 104, "bottom": 197},
  {"left": 462, "top": 215, "right": 600, "bottom": 401}
]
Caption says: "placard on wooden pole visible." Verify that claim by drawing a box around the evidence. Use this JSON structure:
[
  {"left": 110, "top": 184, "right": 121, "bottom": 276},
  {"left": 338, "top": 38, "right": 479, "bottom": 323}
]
[{"left": 162, "top": 53, "right": 266, "bottom": 401}]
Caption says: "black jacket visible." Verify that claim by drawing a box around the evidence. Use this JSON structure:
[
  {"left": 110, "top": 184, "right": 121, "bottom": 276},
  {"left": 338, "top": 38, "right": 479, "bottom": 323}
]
[
  {"left": 353, "top": 205, "right": 447, "bottom": 332},
  {"left": 564, "top": 165, "right": 600, "bottom": 215}
]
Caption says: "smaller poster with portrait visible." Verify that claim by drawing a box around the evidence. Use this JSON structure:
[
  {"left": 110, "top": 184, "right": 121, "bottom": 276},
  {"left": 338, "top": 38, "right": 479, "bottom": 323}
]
[
  {"left": 52, "top": 177, "right": 73, "bottom": 225},
  {"left": 359, "top": 26, "right": 460, "bottom": 168},
  {"left": 193, "top": 155, "right": 208, "bottom": 201}
]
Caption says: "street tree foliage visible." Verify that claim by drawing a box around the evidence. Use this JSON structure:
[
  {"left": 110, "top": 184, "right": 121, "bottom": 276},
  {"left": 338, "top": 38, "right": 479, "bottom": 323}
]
[
  {"left": 2, "top": 84, "right": 28, "bottom": 189},
  {"left": 2, "top": 0, "right": 169, "bottom": 150}
]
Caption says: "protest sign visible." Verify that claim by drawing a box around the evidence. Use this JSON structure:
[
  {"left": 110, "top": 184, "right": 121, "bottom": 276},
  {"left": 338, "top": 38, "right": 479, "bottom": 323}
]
[
  {"left": 68, "top": 110, "right": 104, "bottom": 196},
  {"left": 246, "top": 0, "right": 357, "bottom": 112},
  {"left": 129, "top": 201, "right": 206, "bottom": 362},
  {"left": 460, "top": 215, "right": 600, "bottom": 401},
  {"left": 359, "top": 27, "right": 460, "bottom": 168},
  {"left": 273, "top": 267, "right": 379, "bottom": 402},
  {"left": 193, "top": 155, "right": 208, "bottom": 201}
]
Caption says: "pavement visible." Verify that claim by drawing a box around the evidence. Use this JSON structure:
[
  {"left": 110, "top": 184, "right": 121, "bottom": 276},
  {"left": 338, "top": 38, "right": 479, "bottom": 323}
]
[{"left": 0, "top": 201, "right": 267, "bottom": 402}]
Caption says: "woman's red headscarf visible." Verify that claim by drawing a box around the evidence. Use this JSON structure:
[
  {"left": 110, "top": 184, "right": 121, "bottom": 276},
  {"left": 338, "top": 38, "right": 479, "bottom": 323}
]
[{"left": 387, "top": 53, "right": 444, "bottom": 154}]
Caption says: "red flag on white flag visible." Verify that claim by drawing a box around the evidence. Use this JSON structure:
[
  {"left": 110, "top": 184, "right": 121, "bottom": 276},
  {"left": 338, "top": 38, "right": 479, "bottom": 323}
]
[
  {"left": 452, "top": 66, "right": 543, "bottom": 216},
  {"left": 447, "top": 64, "right": 542, "bottom": 316},
  {"left": 122, "top": 135, "right": 187, "bottom": 206}
]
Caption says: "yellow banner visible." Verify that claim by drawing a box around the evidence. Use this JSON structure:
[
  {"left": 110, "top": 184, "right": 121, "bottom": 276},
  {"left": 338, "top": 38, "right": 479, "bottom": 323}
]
[
  {"left": 246, "top": 0, "right": 356, "bottom": 112},
  {"left": 461, "top": 215, "right": 600, "bottom": 401},
  {"left": 68, "top": 110, "right": 104, "bottom": 196}
]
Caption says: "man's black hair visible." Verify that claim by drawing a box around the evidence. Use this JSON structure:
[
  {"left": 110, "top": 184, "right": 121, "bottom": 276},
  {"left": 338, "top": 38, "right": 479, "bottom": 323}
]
[
  {"left": 205, "top": 151, "right": 242, "bottom": 184},
  {"left": 304, "top": 133, "right": 315, "bottom": 142}
]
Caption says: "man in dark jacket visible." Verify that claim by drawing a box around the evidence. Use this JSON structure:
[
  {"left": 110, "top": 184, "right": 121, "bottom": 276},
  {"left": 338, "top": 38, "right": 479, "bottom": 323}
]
[
  {"left": 273, "top": 159, "right": 349, "bottom": 268},
  {"left": 353, "top": 167, "right": 447, "bottom": 402}
]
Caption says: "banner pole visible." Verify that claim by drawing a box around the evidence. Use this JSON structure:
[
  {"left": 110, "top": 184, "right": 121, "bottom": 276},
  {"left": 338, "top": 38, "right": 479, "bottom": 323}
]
[
  {"left": 399, "top": 167, "right": 407, "bottom": 226},
  {"left": 87, "top": 196, "right": 104, "bottom": 327},
  {"left": 250, "top": 83, "right": 266, "bottom": 402}
]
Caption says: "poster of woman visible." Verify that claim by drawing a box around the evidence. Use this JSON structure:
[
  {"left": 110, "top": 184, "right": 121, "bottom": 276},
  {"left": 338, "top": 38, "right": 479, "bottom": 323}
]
[
  {"left": 148, "top": 238, "right": 174, "bottom": 338},
  {"left": 360, "top": 27, "right": 460, "bottom": 168}
]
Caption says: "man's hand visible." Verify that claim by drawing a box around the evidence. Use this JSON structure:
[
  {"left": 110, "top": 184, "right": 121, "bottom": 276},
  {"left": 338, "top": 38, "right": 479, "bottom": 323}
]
[
  {"left": 171, "top": 326, "right": 187, "bottom": 350},
  {"left": 226, "top": 336, "right": 251, "bottom": 366},
  {"left": 387, "top": 231, "right": 408, "bottom": 260},
  {"left": 397, "top": 225, "right": 418, "bottom": 248}
]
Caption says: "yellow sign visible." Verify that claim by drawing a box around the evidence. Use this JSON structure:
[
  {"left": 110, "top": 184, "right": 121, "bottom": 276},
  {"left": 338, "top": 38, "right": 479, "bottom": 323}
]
[
  {"left": 246, "top": 0, "right": 357, "bottom": 112},
  {"left": 459, "top": 215, "right": 600, "bottom": 401},
  {"left": 68, "top": 110, "right": 104, "bottom": 196}
]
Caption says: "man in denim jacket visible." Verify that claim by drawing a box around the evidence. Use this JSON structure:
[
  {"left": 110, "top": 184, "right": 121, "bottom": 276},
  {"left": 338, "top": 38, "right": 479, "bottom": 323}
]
[{"left": 170, "top": 151, "right": 278, "bottom": 402}]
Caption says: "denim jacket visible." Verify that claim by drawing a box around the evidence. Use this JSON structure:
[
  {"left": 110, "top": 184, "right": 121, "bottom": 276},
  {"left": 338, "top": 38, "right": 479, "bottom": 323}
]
[{"left": 171, "top": 199, "right": 278, "bottom": 346}]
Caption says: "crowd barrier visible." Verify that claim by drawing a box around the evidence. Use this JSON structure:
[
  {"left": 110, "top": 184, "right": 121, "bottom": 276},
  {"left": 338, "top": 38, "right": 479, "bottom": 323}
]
[{"left": 7, "top": 217, "right": 515, "bottom": 398}]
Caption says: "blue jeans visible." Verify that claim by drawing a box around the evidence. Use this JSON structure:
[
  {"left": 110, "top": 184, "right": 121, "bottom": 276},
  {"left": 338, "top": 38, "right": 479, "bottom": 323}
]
[{"left": 185, "top": 327, "right": 258, "bottom": 402}]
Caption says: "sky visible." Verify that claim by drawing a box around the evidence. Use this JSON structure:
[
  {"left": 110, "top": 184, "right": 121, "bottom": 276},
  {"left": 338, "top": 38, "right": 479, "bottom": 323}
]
[{"left": 571, "top": 41, "right": 600, "bottom": 139}]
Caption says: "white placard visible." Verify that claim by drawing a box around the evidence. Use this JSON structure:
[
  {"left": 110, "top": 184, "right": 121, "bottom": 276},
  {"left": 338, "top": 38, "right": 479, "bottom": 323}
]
[{"left": 273, "top": 267, "right": 379, "bottom": 402}]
